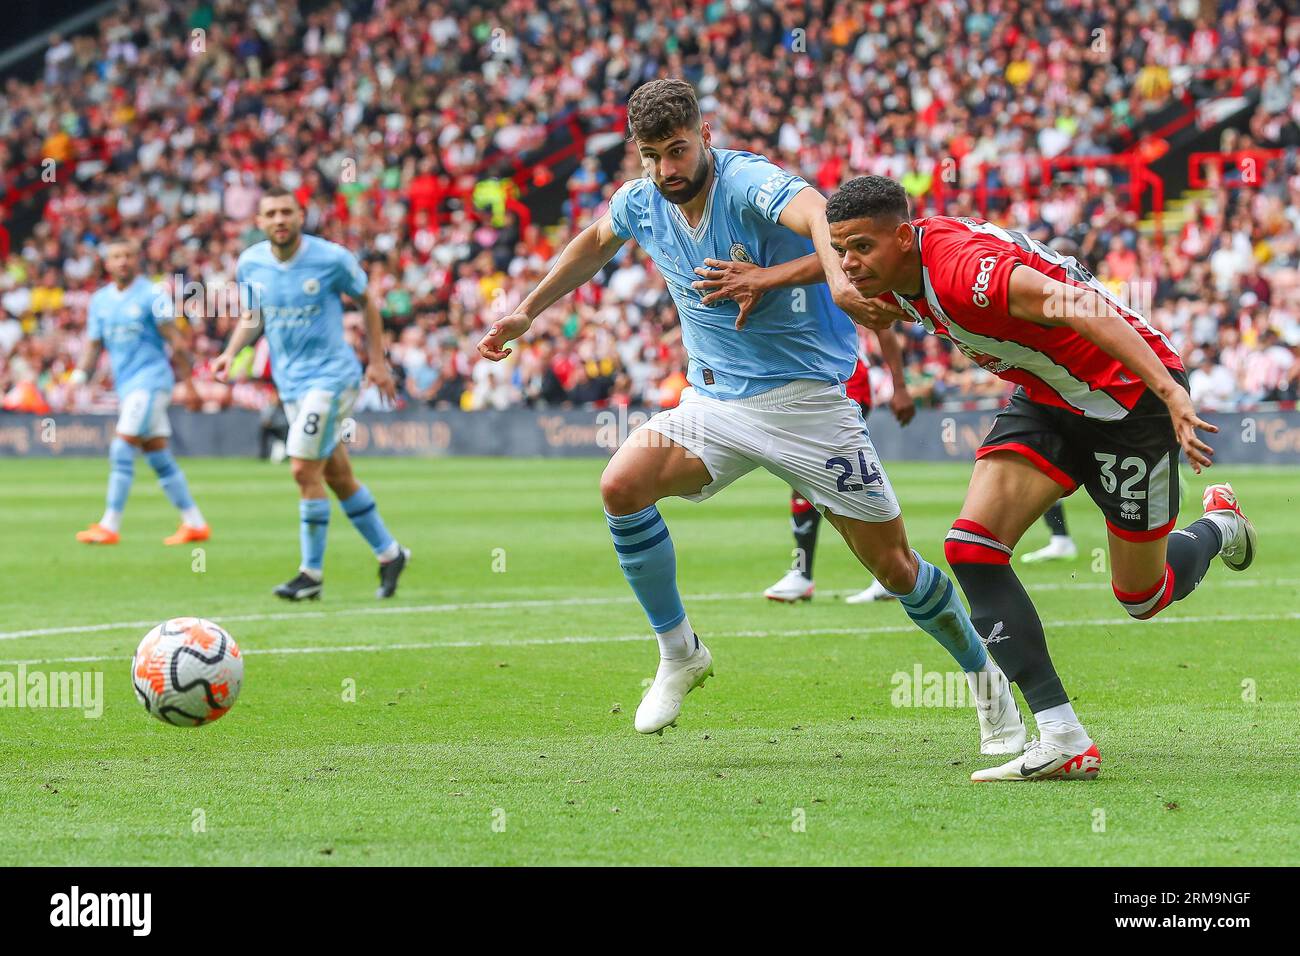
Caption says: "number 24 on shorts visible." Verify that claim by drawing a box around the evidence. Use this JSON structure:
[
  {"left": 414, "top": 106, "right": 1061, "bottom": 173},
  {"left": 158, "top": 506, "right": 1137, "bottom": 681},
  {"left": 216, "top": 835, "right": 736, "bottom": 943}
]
[{"left": 825, "top": 451, "right": 883, "bottom": 492}]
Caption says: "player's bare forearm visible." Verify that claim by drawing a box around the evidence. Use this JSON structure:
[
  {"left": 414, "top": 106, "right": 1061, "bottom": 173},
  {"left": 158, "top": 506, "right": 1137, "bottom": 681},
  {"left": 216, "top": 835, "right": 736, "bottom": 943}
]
[
  {"left": 874, "top": 325, "right": 917, "bottom": 424},
  {"left": 1076, "top": 313, "right": 1182, "bottom": 401},
  {"left": 777, "top": 188, "right": 849, "bottom": 291},
  {"left": 160, "top": 323, "right": 194, "bottom": 380},
  {"left": 75, "top": 340, "right": 102, "bottom": 377},
  {"left": 1009, "top": 270, "right": 1182, "bottom": 402},
  {"left": 359, "top": 293, "right": 397, "bottom": 402},
  {"left": 874, "top": 326, "right": 907, "bottom": 388},
  {"left": 69, "top": 340, "right": 102, "bottom": 386},
  {"left": 361, "top": 294, "right": 386, "bottom": 365},
  {"left": 776, "top": 187, "right": 907, "bottom": 330},
  {"left": 1009, "top": 267, "right": 1216, "bottom": 468},
  {"left": 519, "top": 214, "right": 626, "bottom": 323},
  {"left": 227, "top": 312, "right": 261, "bottom": 354},
  {"left": 755, "top": 254, "right": 824, "bottom": 291},
  {"left": 479, "top": 215, "right": 626, "bottom": 361}
]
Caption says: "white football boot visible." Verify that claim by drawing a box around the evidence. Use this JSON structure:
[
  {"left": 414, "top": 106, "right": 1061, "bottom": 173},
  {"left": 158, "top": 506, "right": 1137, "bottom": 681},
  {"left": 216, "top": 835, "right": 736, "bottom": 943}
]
[
  {"left": 844, "top": 578, "right": 895, "bottom": 603},
  {"left": 1019, "top": 536, "right": 1077, "bottom": 564},
  {"left": 764, "top": 569, "right": 814, "bottom": 602},
  {"left": 1201, "top": 483, "right": 1257, "bottom": 572},
  {"left": 973, "top": 670, "right": 1027, "bottom": 755},
  {"left": 970, "top": 737, "right": 1102, "bottom": 782},
  {"left": 635, "top": 638, "right": 713, "bottom": 735}
]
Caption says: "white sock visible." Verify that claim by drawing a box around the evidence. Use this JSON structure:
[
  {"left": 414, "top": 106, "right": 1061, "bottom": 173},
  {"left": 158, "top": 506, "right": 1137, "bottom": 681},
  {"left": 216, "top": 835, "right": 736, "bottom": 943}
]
[
  {"left": 966, "top": 659, "right": 1008, "bottom": 710},
  {"left": 298, "top": 566, "right": 323, "bottom": 582},
  {"left": 1201, "top": 511, "right": 1237, "bottom": 552},
  {"left": 1035, "top": 701, "right": 1090, "bottom": 749},
  {"left": 376, "top": 540, "right": 401, "bottom": 563},
  {"left": 1050, "top": 535, "right": 1073, "bottom": 545},
  {"left": 655, "top": 615, "right": 695, "bottom": 661},
  {"left": 181, "top": 505, "right": 205, "bottom": 528},
  {"left": 99, "top": 509, "right": 122, "bottom": 533}
]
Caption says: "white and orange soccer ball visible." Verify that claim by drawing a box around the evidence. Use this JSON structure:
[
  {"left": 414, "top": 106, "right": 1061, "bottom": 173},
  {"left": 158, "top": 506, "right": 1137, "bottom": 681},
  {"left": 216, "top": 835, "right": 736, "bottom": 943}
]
[{"left": 131, "top": 618, "right": 243, "bottom": 726}]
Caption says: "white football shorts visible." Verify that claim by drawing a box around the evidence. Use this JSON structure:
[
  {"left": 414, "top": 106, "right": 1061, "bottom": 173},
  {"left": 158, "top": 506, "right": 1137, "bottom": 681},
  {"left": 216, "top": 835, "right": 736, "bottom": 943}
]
[
  {"left": 116, "top": 389, "right": 172, "bottom": 439},
  {"left": 638, "top": 380, "right": 901, "bottom": 523},
  {"left": 284, "top": 386, "right": 358, "bottom": 461}
]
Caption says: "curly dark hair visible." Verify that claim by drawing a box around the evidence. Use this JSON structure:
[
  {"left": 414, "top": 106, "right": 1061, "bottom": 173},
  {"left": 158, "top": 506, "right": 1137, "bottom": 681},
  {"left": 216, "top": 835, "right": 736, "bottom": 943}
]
[
  {"left": 825, "top": 176, "right": 911, "bottom": 224},
  {"left": 626, "top": 78, "right": 701, "bottom": 143}
]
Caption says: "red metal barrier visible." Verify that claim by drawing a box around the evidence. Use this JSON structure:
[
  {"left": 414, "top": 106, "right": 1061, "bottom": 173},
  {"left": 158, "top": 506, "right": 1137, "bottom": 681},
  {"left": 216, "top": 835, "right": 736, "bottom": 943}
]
[
  {"left": 1192, "top": 67, "right": 1272, "bottom": 97},
  {"left": 1188, "top": 149, "right": 1286, "bottom": 189},
  {"left": 925, "top": 151, "right": 1165, "bottom": 233}
]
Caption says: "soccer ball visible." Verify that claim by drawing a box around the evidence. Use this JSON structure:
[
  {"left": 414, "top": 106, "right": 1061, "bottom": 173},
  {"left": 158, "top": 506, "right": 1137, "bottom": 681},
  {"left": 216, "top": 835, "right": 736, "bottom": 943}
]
[{"left": 131, "top": 618, "right": 243, "bottom": 726}]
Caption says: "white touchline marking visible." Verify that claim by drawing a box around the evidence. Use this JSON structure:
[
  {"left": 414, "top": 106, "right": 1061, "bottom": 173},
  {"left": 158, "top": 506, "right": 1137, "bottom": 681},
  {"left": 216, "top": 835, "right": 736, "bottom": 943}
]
[
  {"left": 0, "top": 590, "right": 753, "bottom": 641},
  {"left": 2, "top": 577, "right": 1297, "bottom": 643},
  {"left": 2, "top": 611, "right": 1296, "bottom": 667}
]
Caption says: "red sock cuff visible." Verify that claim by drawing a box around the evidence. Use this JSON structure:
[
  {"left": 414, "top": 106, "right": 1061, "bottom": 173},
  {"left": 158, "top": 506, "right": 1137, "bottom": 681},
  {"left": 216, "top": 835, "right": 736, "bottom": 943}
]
[
  {"left": 945, "top": 520, "right": 1013, "bottom": 565},
  {"left": 1114, "top": 564, "right": 1176, "bottom": 619}
]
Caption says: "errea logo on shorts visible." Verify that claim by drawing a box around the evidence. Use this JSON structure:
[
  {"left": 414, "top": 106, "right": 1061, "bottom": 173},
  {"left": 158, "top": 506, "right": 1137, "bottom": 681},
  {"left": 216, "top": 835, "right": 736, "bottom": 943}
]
[{"left": 971, "top": 255, "right": 998, "bottom": 307}]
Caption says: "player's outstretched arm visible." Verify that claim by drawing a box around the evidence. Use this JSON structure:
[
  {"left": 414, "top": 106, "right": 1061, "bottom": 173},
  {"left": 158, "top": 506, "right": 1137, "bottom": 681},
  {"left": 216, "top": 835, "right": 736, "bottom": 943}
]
[
  {"left": 477, "top": 213, "right": 627, "bottom": 361},
  {"left": 359, "top": 290, "right": 398, "bottom": 404},
  {"left": 1008, "top": 266, "right": 1216, "bottom": 472},
  {"left": 68, "top": 338, "right": 102, "bottom": 387},
  {"left": 775, "top": 187, "right": 906, "bottom": 331},
  {"left": 160, "top": 321, "right": 201, "bottom": 410},
  {"left": 211, "top": 310, "right": 263, "bottom": 382},
  {"left": 873, "top": 326, "right": 916, "bottom": 425}
]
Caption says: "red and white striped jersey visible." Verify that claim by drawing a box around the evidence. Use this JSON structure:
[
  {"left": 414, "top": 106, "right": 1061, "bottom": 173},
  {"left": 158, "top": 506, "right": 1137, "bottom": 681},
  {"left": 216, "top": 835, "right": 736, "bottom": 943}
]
[{"left": 889, "top": 216, "right": 1182, "bottom": 420}]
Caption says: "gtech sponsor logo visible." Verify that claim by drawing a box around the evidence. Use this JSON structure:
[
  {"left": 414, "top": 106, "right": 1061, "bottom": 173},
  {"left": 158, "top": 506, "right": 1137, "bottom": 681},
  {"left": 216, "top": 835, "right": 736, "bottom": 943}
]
[{"left": 971, "top": 255, "right": 998, "bottom": 307}]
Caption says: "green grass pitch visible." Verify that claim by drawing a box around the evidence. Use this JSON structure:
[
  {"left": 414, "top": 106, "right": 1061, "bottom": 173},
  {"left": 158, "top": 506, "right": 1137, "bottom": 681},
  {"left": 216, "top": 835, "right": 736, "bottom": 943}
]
[{"left": 0, "top": 456, "right": 1297, "bottom": 866}]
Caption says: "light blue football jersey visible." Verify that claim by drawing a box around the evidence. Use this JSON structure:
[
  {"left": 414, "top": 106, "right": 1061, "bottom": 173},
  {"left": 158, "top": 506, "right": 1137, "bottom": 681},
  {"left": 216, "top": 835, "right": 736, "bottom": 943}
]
[
  {"left": 235, "top": 234, "right": 367, "bottom": 401},
  {"left": 608, "top": 147, "right": 857, "bottom": 400},
  {"left": 87, "top": 275, "right": 175, "bottom": 396}
]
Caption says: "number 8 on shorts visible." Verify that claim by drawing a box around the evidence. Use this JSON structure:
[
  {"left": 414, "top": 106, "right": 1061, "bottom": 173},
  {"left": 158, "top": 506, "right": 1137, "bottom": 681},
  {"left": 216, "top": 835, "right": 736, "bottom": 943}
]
[{"left": 284, "top": 387, "right": 357, "bottom": 460}]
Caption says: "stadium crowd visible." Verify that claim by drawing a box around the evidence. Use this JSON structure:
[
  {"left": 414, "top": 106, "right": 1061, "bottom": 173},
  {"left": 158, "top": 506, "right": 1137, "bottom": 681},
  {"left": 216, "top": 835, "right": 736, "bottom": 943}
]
[{"left": 1, "top": 0, "right": 1298, "bottom": 417}]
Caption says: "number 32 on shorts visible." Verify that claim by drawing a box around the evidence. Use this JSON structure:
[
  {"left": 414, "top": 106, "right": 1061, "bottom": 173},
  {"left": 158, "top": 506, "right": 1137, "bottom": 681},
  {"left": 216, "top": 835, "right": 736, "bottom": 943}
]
[
  {"left": 825, "top": 451, "right": 883, "bottom": 492},
  {"left": 1095, "top": 452, "right": 1147, "bottom": 499}
]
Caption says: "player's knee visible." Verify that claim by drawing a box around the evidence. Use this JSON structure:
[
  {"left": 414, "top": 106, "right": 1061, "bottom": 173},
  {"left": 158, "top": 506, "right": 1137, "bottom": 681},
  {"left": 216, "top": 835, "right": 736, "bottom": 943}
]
[
  {"left": 872, "top": 548, "right": 917, "bottom": 595},
  {"left": 1113, "top": 567, "right": 1174, "bottom": 621},
  {"left": 290, "top": 458, "right": 321, "bottom": 489},
  {"left": 600, "top": 464, "right": 650, "bottom": 514}
]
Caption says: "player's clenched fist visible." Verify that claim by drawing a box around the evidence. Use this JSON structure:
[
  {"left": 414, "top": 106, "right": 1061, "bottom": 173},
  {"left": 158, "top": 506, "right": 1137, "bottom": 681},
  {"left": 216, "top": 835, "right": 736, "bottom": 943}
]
[{"left": 477, "top": 310, "right": 532, "bottom": 361}]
